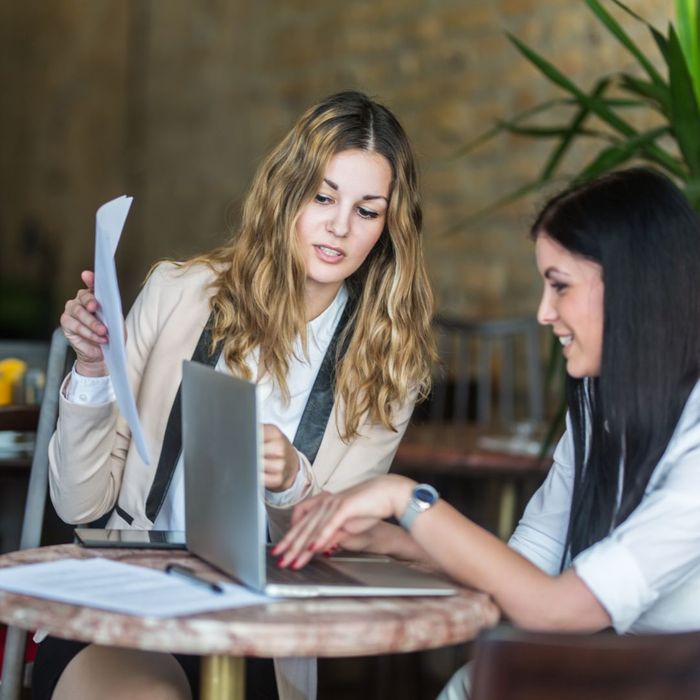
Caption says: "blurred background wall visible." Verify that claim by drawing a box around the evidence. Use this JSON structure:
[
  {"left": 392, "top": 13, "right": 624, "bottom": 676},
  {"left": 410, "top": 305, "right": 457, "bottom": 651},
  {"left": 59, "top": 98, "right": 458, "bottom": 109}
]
[{"left": 0, "top": 0, "right": 669, "bottom": 339}]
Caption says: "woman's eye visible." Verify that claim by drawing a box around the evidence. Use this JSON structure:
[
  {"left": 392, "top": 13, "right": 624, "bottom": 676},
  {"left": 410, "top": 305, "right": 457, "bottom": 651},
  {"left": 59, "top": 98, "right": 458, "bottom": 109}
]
[
  {"left": 551, "top": 282, "right": 567, "bottom": 293},
  {"left": 314, "top": 193, "right": 333, "bottom": 205},
  {"left": 357, "top": 206, "right": 379, "bottom": 220}
]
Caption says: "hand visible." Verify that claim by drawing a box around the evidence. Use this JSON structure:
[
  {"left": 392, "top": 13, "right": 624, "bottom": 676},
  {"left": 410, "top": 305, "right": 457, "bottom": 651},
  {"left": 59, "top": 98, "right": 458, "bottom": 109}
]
[
  {"left": 60, "top": 271, "right": 112, "bottom": 377},
  {"left": 263, "top": 424, "right": 300, "bottom": 492},
  {"left": 272, "top": 474, "right": 415, "bottom": 569}
]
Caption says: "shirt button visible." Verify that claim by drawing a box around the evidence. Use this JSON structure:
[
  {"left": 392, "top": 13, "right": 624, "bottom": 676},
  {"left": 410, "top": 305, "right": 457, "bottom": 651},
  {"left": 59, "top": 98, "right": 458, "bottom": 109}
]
[{"left": 79, "top": 394, "right": 88, "bottom": 402}]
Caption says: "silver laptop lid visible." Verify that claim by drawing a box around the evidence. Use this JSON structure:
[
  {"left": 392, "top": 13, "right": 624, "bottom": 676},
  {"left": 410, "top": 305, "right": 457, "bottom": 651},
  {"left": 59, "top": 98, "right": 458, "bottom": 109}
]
[{"left": 181, "top": 360, "right": 266, "bottom": 590}]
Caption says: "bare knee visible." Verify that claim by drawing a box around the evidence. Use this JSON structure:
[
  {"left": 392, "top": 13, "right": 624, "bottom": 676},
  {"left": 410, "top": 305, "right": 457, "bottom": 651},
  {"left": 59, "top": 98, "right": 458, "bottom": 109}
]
[{"left": 52, "top": 644, "right": 192, "bottom": 700}]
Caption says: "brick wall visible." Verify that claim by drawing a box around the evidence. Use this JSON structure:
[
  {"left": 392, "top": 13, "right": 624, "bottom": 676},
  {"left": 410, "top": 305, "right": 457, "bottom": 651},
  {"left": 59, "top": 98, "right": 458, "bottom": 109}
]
[{"left": 0, "top": 0, "right": 670, "bottom": 328}]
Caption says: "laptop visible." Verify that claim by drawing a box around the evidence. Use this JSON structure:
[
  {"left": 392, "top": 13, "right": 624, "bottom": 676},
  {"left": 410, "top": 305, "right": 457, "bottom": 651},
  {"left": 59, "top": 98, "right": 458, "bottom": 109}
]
[{"left": 181, "top": 360, "right": 456, "bottom": 597}]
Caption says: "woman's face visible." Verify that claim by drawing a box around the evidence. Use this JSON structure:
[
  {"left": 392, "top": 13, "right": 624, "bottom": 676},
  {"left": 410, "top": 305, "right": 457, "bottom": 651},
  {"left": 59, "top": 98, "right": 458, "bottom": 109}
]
[
  {"left": 296, "top": 148, "right": 392, "bottom": 318},
  {"left": 535, "top": 232, "right": 605, "bottom": 378}
]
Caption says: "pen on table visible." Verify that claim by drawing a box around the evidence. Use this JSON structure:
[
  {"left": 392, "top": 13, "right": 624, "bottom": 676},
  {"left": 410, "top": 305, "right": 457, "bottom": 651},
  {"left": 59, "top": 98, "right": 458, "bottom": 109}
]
[{"left": 165, "top": 563, "right": 224, "bottom": 594}]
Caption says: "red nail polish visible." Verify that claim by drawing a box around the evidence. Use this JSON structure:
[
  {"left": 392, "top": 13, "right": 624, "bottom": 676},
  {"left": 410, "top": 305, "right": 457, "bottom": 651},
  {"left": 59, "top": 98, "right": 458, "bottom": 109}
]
[
  {"left": 277, "top": 556, "right": 286, "bottom": 568},
  {"left": 292, "top": 558, "right": 304, "bottom": 570},
  {"left": 307, "top": 542, "right": 315, "bottom": 552}
]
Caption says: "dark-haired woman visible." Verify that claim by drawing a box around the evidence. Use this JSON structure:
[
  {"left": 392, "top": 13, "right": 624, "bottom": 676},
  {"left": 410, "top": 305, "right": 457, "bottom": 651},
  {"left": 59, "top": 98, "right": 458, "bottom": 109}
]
[{"left": 274, "top": 167, "right": 700, "bottom": 698}]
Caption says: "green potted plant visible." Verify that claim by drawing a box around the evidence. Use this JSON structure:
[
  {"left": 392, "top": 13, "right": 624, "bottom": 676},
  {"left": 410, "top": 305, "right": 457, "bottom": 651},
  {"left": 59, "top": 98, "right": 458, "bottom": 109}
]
[
  {"left": 458, "top": 0, "right": 700, "bottom": 451},
  {"left": 461, "top": 0, "right": 700, "bottom": 213}
]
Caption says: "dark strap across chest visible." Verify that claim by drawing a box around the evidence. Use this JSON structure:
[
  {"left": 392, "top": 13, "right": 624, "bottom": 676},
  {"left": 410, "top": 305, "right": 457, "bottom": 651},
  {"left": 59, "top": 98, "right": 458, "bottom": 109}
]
[{"left": 143, "top": 301, "right": 355, "bottom": 524}]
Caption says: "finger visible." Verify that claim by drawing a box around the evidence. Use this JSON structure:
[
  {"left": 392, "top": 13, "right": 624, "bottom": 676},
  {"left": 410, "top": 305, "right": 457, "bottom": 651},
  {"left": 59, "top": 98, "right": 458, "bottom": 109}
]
[
  {"left": 62, "top": 303, "right": 107, "bottom": 343},
  {"left": 61, "top": 313, "right": 106, "bottom": 348},
  {"left": 81, "top": 270, "right": 95, "bottom": 291},
  {"left": 262, "top": 424, "right": 281, "bottom": 442},
  {"left": 279, "top": 499, "right": 339, "bottom": 568},
  {"left": 273, "top": 493, "right": 330, "bottom": 554},
  {"left": 75, "top": 288, "right": 103, "bottom": 318}
]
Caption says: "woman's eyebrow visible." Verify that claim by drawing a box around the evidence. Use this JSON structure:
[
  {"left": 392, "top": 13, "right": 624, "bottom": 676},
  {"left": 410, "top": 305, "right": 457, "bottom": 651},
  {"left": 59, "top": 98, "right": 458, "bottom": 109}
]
[
  {"left": 544, "top": 267, "right": 570, "bottom": 279},
  {"left": 323, "top": 178, "right": 389, "bottom": 203}
]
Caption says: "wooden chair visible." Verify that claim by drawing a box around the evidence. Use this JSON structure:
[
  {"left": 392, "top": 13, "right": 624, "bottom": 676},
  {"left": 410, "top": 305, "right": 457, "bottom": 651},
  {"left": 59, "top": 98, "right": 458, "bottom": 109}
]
[
  {"left": 419, "top": 316, "right": 546, "bottom": 539},
  {"left": 471, "top": 625, "right": 700, "bottom": 700},
  {"left": 427, "top": 316, "right": 544, "bottom": 426},
  {"left": 0, "top": 329, "right": 73, "bottom": 700}
]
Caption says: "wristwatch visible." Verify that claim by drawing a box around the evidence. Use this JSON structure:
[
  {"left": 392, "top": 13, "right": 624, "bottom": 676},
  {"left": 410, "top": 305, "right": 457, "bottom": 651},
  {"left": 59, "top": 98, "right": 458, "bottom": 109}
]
[{"left": 398, "top": 483, "right": 439, "bottom": 531}]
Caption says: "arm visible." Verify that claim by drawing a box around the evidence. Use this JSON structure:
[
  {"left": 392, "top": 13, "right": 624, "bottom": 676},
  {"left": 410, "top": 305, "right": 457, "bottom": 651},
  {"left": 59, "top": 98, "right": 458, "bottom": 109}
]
[
  {"left": 265, "top": 391, "right": 416, "bottom": 539},
  {"left": 275, "top": 473, "right": 610, "bottom": 633},
  {"left": 48, "top": 265, "right": 167, "bottom": 523}
]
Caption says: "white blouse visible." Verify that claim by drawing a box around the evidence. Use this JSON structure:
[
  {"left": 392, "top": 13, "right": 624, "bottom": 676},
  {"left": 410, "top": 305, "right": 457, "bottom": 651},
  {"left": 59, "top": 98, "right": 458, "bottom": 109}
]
[
  {"left": 509, "top": 380, "right": 700, "bottom": 633},
  {"left": 66, "top": 285, "right": 349, "bottom": 531}
]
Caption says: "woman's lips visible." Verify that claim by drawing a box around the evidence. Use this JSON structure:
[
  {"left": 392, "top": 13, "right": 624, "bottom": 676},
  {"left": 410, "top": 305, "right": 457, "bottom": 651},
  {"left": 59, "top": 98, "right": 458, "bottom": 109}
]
[{"left": 313, "top": 244, "right": 345, "bottom": 263}]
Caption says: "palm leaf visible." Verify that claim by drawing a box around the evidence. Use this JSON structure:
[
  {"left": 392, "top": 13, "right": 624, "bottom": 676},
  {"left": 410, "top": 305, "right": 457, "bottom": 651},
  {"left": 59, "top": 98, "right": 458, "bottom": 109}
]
[
  {"left": 451, "top": 99, "right": 575, "bottom": 159},
  {"left": 574, "top": 126, "right": 672, "bottom": 183},
  {"left": 675, "top": 0, "right": 700, "bottom": 105},
  {"left": 441, "top": 179, "right": 549, "bottom": 238},
  {"left": 585, "top": 0, "right": 665, "bottom": 87},
  {"left": 508, "top": 34, "right": 684, "bottom": 176},
  {"left": 619, "top": 74, "right": 670, "bottom": 113},
  {"left": 668, "top": 26, "right": 700, "bottom": 174},
  {"left": 540, "top": 78, "right": 609, "bottom": 180}
]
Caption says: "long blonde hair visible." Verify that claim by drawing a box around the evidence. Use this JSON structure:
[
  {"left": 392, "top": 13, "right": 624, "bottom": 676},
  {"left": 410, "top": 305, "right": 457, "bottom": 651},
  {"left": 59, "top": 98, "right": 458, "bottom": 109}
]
[{"left": 182, "top": 91, "right": 435, "bottom": 439}]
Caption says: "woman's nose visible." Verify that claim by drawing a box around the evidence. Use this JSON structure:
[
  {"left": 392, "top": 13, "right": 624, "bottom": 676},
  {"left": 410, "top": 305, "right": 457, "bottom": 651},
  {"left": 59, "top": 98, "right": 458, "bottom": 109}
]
[
  {"left": 327, "top": 208, "right": 350, "bottom": 237},
  {"left": 537, "top": 289, "right": 556, "bottom": 326}
]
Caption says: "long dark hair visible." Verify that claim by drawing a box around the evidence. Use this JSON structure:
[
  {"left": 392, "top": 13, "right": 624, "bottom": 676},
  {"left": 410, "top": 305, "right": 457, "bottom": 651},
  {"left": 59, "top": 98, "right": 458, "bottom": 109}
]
[{"left": 531, "top": 167, "right": 700, "bottom": 561}]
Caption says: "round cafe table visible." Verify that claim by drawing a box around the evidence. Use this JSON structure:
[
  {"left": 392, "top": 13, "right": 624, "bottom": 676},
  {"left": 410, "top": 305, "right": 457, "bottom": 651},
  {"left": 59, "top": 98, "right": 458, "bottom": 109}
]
[{"left": 0, "top": 544, "right": 500, "bottom": 700}]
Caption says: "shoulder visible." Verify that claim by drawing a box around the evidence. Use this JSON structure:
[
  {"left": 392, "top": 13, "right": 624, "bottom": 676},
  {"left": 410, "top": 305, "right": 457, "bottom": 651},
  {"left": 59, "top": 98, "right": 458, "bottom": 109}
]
[{"left": 145, "top": 260, "right": 219, "bottom": 294}]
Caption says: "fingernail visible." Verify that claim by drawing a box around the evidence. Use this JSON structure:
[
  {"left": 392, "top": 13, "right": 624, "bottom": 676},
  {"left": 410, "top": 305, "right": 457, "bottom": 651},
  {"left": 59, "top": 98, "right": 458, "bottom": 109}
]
[
  {"left": 270, "top": 545, "right": 280, "bottom": 555},
  {"left": 277, "top": 556, "right": 287, "bottom": 568},
  {"left": 307, "top": 542, "right": 316, "bottom": 552},
  {"left": 322, "top": 549, "right": 333, "bottom": 557},
  {"left": 291, "top": 558, "right": 304, "bottom": 570}
]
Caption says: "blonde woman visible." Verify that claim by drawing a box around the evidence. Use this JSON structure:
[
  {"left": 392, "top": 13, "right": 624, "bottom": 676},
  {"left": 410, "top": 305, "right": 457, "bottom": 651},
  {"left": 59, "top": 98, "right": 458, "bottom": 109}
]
[{"left": 35, "top": 91, "right": 435, "bottom": 700}]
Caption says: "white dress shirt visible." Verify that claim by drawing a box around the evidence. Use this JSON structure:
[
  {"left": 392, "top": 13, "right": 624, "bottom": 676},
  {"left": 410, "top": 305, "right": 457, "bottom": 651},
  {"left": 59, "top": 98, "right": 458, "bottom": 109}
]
[
  {"left": 509, "top": 379, "right": 700, "bottom": 633},
  {"left": 66, "top": 285, "right": 348, "bottom": 531}
]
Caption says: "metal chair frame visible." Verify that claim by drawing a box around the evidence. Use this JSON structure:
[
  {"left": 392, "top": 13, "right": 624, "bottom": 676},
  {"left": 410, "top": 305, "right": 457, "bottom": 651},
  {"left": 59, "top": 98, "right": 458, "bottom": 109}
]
[{"left": 1, "top": 329, "right": 72, "bottom": 700}]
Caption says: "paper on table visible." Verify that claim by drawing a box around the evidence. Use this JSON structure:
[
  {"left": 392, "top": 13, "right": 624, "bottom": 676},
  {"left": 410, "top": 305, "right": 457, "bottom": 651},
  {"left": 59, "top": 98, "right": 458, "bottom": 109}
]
[
  {"left": 94, "top": 196, "right": 149, "bottom": 464},
  {"left": 0, "top": 558, "right": 269, "bottom": 617}
]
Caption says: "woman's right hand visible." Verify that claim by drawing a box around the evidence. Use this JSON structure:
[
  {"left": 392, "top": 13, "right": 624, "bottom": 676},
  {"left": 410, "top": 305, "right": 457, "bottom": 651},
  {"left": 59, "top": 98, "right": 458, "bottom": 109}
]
[{"left": 60, "top": 270, "right": 110, "bottom": 377}]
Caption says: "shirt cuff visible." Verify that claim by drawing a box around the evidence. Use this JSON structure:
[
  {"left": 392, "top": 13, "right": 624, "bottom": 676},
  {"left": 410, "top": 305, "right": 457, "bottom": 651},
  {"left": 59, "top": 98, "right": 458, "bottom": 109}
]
[
  {"left": 573, "top": 538, "right": 658, "bottom": 633},
  {"left": 265, "top": 453, "right": 311, "bottom": 507},
  {"left": 65, "top": 363, "right": 115, "bottom": 405}
]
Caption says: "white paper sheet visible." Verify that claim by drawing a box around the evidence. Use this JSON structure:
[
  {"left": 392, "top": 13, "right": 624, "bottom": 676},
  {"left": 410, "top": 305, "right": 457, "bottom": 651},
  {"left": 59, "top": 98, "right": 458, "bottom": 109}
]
[
  {"left": 0, "top": 558, "right": 269, "bottom": 617},
  {"left": 94, "top": 196, "right": 150, "bottom": 464}
]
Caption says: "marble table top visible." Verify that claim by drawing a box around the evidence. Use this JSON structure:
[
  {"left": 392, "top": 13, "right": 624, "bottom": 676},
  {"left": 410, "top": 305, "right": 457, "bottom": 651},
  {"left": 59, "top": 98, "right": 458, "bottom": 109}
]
[{"left": 0, "top": 544, "right": 500, "bottom": 658}]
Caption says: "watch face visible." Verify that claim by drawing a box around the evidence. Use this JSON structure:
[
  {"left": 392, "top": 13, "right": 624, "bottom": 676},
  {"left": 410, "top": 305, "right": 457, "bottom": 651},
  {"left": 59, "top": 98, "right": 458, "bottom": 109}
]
[{"left": 414, "top": 484, "right": 438, "bottom": 506}]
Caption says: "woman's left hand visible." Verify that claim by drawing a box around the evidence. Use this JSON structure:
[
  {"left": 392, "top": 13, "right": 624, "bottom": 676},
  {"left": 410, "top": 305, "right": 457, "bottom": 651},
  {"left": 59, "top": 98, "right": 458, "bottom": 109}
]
[
  {"left": 272, "top": 474, "right": 415, "bottom": 568},
  {"left": 262, "top": 424, "right": 300, "bottom": 492}
]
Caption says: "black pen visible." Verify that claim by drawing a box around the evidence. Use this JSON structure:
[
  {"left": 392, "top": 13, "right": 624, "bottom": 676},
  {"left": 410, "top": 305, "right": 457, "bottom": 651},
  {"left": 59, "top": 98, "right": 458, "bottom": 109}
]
[{"left": 165, "top": 563, "right": 224, "bottom": 594}]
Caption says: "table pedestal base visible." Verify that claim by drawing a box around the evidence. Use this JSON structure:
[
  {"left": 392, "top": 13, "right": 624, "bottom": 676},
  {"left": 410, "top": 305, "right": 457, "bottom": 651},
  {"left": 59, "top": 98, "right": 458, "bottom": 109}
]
[{"left": 201, "top": 655, "right": 244, "bottom": 700}]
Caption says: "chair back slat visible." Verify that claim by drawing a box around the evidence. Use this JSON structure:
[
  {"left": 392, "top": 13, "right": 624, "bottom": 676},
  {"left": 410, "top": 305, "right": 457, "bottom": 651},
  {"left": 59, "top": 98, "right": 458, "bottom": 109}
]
[{"left": 427, "top": 316, "right": 544, "bottom": 427}]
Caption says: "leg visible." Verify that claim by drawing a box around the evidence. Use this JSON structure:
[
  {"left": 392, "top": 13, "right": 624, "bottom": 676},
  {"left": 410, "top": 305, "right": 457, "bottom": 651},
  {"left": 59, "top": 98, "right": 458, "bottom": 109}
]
[{"left": 51, "top": 645, "right": 191, "bottom": 700}]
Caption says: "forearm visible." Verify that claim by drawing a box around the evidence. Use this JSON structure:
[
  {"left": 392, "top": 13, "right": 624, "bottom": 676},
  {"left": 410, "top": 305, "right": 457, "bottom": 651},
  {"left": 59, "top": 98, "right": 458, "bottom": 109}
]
[
  {"left": 364, "top": 521, "right": 435, "bottom": 568},
  {"left": 408, "top": 499, "right": 611, "bottom": 632}
]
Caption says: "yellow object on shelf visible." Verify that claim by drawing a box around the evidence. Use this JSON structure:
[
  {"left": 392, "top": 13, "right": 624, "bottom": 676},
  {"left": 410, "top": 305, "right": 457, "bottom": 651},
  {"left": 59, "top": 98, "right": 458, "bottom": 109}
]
[{"left": 0, "top": 358, "right": 28, "bottom": 406}]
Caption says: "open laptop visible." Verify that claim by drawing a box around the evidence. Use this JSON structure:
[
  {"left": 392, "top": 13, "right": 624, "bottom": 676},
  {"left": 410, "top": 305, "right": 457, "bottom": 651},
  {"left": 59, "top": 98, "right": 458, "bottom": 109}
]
[{"left": 181, "top": 360, "right": 456, "bottom": 597}]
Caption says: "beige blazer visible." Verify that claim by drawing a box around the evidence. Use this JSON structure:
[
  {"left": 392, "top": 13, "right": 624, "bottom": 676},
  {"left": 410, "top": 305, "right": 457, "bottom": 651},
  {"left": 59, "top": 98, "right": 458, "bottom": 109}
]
[{"left": 49, "top": 262, "right": 415, "bottom": 540}]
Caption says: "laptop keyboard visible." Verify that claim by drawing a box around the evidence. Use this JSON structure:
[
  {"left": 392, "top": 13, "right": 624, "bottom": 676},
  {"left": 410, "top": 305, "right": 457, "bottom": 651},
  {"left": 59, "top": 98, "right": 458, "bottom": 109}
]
[{"left": 266, "top": 551, "right": 361, "bottom": 586}]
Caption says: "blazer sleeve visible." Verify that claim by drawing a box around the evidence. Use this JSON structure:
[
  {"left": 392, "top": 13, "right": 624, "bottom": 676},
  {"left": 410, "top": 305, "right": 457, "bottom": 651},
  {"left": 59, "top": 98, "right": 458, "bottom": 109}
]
[
  {"left": 48, "top": 265, "right": 167, "bottom": 524},
  {"left": 266, "top": 390, "right": 417, "bottom": 540}
]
